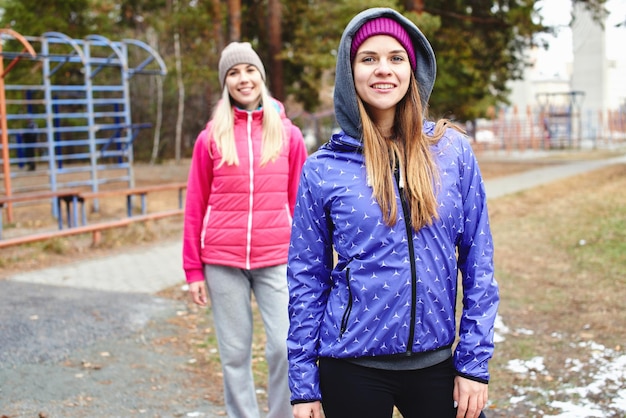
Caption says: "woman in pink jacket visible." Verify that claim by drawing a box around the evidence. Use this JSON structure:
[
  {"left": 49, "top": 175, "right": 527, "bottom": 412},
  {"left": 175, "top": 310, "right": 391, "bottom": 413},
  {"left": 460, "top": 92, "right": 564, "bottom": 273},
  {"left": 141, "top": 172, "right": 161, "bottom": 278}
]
[{"left": 183, "top": 42, "right": 308, "bottom": 418}]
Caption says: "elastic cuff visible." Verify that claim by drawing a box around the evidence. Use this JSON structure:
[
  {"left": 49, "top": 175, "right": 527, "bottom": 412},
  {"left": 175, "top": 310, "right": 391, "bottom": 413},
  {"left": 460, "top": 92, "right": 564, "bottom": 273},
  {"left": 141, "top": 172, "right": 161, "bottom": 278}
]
[
  {"left": 455, "top": 371, "right": 489, "bottom": 384},
  {"left": 291, "top": 399, "right": 321, "bottom": 405}
]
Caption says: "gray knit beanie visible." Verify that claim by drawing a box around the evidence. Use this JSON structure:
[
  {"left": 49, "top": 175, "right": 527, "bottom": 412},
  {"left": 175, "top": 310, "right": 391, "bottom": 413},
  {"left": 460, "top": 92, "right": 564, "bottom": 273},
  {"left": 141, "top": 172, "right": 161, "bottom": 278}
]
[{"left": 218, "top": 42, "right": 266, "bottom": 88}]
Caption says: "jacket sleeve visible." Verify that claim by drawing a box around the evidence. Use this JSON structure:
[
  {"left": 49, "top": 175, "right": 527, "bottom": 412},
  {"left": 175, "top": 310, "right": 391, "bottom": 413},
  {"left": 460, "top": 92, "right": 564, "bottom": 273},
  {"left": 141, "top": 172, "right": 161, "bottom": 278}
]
[
  {"left": 182, "top": 129, "right": 214, "bottom": 284},
  {"left": 287, "top": 125, "right": 308, "bottom": 215},
  {"left": 454, "top": 134, "right": 499, "bottom": 383},
  {"left": 286, "top": 156, "right": 333, "bottom": 403}
]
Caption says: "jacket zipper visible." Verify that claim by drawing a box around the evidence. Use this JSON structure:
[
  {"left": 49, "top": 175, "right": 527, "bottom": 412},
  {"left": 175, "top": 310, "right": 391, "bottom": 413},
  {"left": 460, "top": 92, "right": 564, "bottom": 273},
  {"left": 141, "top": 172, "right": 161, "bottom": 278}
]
[
  {"left": 395, "top": 164, "right": 418, "bottom": 354},
  {"left": 245, "top": 112, "right": 254, "bottom": 270},
  {"left": 340, "top": 267, "right": 353, "bottom": 336}
]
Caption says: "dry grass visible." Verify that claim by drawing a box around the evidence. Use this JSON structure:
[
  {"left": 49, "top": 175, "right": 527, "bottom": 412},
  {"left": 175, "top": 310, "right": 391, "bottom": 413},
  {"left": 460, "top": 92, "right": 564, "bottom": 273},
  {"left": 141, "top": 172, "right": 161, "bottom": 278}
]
[{"left": 485, "top": 162, "right": 626, "bottom": 415}]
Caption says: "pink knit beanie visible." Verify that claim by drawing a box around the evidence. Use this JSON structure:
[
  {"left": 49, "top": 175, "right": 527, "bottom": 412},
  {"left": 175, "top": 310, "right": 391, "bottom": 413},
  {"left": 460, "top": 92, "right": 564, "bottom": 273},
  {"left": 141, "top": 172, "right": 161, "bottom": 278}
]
[{"left": 350, "top": 17, "right": 416, "bottom": 69}]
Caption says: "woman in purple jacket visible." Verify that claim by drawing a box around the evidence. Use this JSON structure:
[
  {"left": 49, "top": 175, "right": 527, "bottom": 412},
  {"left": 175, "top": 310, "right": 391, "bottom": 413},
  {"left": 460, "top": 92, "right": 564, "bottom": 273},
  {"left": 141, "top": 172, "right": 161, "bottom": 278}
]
[
  {"left": 183, "top": 42, "right": 307, "bottom": 418},
  {"left": 286, "top": 8, "right": 499, "bottom": 418}
]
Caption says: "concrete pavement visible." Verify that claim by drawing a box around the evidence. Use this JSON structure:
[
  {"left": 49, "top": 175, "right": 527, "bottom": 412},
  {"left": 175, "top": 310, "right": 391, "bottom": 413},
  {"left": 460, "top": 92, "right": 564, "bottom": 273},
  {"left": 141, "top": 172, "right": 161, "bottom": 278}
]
[
  {"left": 5, "top": 240, "right": 185, "bottom": 294},
  {"left": 4, "top": 152, "right": 626, "bottom": 294},
  {"left": 483, "top": 153, "right": 626, "bottom": 198}
]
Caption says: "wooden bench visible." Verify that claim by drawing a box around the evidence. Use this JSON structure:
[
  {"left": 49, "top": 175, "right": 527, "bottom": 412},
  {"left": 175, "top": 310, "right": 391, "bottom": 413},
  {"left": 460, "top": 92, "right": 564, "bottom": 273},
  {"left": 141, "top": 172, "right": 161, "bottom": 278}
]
[
  {"left": 0, "top": 189, "right": 82, "bottom": 239},
  {"left": 78, "top": 182, "right": 187, "bottom": 225},
  {"left": 0, "top": 208, "right": 183, "bottom": 249},
  {"left": 0, "top": 182, "right": 187, "bottom": 246}
]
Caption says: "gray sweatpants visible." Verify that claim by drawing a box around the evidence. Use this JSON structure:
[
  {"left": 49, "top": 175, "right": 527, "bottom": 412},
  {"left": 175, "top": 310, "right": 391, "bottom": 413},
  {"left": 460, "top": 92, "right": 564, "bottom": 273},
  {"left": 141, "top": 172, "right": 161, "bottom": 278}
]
[{"left": 203, "top": 263, "right": 291, "bottom": 418}]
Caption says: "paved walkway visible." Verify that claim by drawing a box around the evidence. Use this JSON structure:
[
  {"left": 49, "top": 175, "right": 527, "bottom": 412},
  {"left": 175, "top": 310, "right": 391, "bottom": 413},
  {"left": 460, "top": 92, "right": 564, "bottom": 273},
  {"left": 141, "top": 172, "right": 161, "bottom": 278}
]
[
  {"left": 5, "top": 240, "right": 185, "bottom": 293},
  {"left": 4, "top": 153, "right": 626, "bottom": 294}
]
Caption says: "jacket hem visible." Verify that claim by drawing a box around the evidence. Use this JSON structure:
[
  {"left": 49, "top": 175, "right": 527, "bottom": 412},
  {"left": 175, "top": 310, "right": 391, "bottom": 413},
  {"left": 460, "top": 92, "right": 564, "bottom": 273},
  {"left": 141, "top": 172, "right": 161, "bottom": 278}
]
[
  {"left": 345, "top": 345, "right": 452, "bottom": 370},
  {"left": 199, "top": 257, "right": 287, "bottom": 271}
]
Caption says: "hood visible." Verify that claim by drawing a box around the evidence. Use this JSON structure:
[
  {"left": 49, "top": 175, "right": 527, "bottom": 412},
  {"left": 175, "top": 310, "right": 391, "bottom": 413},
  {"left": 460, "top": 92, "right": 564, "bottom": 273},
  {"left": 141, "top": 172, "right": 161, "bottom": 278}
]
[
  {"left": 323, "top": 120, "right": 437, "bottom": 155},
  {"left": 323, "top": 131, "right": 364, "bottom": 154},
  {"left": 333, "top": 7, "right": 437, "bottom": 139}
]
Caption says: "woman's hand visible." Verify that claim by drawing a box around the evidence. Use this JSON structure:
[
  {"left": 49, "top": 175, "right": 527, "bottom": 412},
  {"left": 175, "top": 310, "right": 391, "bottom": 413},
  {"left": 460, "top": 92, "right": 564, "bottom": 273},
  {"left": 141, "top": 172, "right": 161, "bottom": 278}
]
[
  {"left": 188, "top": 280, "right": 208, "bottom": 306},
  {"left": 292, "top": 401, "right": 322, "bottom": 418},
  {"left": 454, "top": 376, "right": 488, "bottom": 418}
]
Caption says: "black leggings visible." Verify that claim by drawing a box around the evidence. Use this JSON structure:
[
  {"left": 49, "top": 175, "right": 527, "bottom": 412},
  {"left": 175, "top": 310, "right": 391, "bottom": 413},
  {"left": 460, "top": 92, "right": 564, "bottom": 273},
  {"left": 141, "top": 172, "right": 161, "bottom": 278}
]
[{"left": 319, "top": 357, "right": 480, "bottom": 418}]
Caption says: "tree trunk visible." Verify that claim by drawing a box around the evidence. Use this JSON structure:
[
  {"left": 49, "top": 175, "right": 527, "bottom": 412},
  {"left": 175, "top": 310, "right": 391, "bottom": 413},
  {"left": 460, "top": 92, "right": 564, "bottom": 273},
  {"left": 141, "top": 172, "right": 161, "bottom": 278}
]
[
  {"left": 147, "top": 28, "right": 163, "bottom": 165},
  {"left": 267, "top": 0, "right": 284, "bottom": 100},
  {"left": 172, "top": 0, "right": 185, "bottom": 163},
  {"left": 212, "top": 0, "right": 224, "bottom": 53},
  {"left": 406, "top": 0, "right": 425, "bottom": 14},
  {"left": 228, "top": 0, "right": 241, "bottom": 41},
  {"left": 150, "top": 74, "right": 164, "bottom": 164},
  {"left": 174, "top": 30, "right": 185, "bottom": 163}
]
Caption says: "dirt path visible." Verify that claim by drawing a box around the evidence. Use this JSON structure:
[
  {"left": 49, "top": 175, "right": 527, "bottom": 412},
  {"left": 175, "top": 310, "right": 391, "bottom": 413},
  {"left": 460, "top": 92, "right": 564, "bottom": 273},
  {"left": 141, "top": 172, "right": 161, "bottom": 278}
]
[{"left": 0, "top": 279, "right": 231, "bottom": 418}]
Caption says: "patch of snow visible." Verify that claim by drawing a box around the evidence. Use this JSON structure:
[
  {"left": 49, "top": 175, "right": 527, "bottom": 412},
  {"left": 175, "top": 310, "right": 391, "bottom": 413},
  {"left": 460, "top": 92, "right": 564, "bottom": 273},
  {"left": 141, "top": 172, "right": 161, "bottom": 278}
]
[
  {"left": 565, "top": 357, "right": 584, "bottom": 373},
  {"left": 498, "top": 316, "right": 626, "bottom": 416},
  {"left": 547, "top": 401, "right": 604, "bottom": 417},
  {"left": 507, "top": 356, "right": 547, "bottom": 379},
  {"left": 493, "top": 314, "right": 509, "bottom": 343},
  {"left": 611, "top": 388, "right": 626, "bottom": 411}
]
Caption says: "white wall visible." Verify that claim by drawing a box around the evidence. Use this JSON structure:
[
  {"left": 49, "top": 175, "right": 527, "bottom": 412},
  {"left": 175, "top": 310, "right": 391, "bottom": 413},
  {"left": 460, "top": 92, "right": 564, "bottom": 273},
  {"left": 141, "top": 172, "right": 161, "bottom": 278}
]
[{"left": 570, "top": 2, "right": 608, "bottom": 115}]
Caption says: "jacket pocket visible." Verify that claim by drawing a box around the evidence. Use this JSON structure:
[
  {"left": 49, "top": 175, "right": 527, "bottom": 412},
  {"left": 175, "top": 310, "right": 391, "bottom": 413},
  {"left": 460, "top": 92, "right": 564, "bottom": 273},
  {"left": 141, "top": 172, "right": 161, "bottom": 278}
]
[{"left": 339, "top": 267, "right": 353, "bottom": 337}]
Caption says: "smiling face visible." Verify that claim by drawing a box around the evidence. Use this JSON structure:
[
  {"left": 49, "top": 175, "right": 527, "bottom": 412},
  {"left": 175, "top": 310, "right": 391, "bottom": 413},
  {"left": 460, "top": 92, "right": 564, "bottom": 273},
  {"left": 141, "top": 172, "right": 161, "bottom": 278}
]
[
  {"left": 225, "top": 63, "right": 263, "bottom": 110},
  {"left": 352, "top": 34, "right": 412, "bottom": 132}
]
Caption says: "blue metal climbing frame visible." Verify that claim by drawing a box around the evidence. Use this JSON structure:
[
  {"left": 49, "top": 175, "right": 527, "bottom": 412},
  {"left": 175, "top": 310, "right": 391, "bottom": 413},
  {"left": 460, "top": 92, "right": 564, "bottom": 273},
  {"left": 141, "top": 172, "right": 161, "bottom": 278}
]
[{"left": 0, "top": 30, "right": 167, "bottom": 220}]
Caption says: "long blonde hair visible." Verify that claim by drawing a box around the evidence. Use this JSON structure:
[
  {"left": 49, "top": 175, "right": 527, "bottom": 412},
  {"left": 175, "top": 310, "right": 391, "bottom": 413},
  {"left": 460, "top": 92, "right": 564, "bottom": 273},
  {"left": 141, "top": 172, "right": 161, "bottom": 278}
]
[
  {"left": 210, "top": 83, "right": 286, "bottom": 167},
  {"left": 360, "top": 73, "right": 460, "bottom": 229}
]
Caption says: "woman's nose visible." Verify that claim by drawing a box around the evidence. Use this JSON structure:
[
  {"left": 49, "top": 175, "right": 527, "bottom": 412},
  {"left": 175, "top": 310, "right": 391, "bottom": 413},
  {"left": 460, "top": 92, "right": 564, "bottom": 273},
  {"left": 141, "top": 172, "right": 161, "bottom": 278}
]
[{"left": 374, "top": 60, "right": 392, "bottom": 75}]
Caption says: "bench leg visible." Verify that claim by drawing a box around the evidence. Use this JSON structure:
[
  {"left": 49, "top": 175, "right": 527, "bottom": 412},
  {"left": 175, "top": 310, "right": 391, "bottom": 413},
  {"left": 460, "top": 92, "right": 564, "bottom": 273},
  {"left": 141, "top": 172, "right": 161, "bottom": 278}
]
[
  {"left": 81, "top": 201, "right": 87, "bottom": 226},
  {"left": 92, "top": 230, "right": 102, "bottom": 246},
  {"left": 65, "top": 200, "right": 71, "bottom": 228},
  {"left": 56, "top": 198, "right": 64, "bottom": 230},
  {"left": 126, "top": 195, "right": 132, "bottom": 217},
  {"left": 140, "top": 194, "right": 147, "bottom": 215},
  {"left": 72, "top": 196, "right": 79, "bottom": 227}
]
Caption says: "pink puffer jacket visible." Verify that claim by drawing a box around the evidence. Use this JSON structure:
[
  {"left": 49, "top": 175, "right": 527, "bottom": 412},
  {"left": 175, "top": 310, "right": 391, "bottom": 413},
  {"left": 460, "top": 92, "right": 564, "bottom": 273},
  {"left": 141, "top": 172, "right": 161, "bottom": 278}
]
[{"left": 183, "top": 101, "right": 307, "bottom": 283}]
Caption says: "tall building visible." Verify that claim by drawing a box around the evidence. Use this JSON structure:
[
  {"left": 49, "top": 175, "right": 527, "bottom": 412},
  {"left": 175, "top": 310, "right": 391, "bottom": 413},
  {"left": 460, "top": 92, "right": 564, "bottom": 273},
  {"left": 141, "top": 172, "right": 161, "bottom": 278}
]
[
  {"left": 570, "top": 2, "right": 608, "bottom": 117},
  {"left": 507, "top": 0, "right": 626, "bottom": 144}
]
